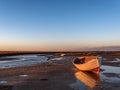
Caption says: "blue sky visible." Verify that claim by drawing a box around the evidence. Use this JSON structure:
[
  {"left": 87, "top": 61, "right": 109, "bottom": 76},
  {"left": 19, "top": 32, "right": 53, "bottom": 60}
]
[{"left": 0, "top": 0, "right": 120, "bottom": 51}]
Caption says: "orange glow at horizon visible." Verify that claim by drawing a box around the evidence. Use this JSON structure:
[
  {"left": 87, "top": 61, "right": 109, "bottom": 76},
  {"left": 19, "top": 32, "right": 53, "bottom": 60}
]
[{"left": 0, "top": 40, "right": 120, "bottom": 51}]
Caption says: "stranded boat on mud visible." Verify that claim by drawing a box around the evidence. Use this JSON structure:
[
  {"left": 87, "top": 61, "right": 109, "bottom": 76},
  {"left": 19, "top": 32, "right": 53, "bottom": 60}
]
[{"left": 73, "top": 56, "right": 102, "bottom": 74}]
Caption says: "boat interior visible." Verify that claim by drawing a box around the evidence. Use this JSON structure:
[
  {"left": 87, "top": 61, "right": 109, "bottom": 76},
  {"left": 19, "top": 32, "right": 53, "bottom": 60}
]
[{"left": 74, "top": 56, "right": 97, "bottom": 64}]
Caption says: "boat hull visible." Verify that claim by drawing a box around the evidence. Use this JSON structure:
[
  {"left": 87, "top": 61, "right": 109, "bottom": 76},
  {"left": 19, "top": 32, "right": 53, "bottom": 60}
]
[{"left": 73, "top": 56, "right": 101, "bottom": 74}]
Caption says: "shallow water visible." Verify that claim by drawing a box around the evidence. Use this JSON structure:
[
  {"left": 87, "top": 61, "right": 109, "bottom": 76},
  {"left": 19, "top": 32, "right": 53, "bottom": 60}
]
[
  {"left": 100, "top": 65, "right": 120, "bottom": 83},
  {"left": 101, "top": 65, "right": 120, "bottom": 74},
  {"left": 19, "top": 74, "right": 28, "bottom": 77},
  {"left": 0, "top": 80, "right": 7, "bottom": 84},
  {"left": 0, "top": 54, "right": 48, "bottom": 69},
  {"left": 103, "top": 58, "right": 120, "bottom": 63},
  {"left": 70, "top": 80, "right": 88, "bottom": 90},
  {"left": 70, "top": 71, "right": 100, "bottom": 90},
  {"left": 71, "top": 65, "right": 120, "bottom": 90},
  {"left": 50, "top": 57, "right": 64, "bottom": 60}
]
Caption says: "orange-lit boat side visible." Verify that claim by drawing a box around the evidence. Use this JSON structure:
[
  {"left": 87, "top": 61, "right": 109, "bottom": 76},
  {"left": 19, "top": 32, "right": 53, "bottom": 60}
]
[{"left": 72, "top": 56, "right": 102, "bottom": 74}]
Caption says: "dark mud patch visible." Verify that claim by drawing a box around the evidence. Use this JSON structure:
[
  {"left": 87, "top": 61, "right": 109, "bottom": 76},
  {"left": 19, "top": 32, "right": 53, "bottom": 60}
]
[
  {"left": 39, "top": 78, "right": 48, "bottom": 81},
  {"left": 0, "top": 58, "right": 22, "bottom": 61},
  {"left": 0, "top": 85, "right": 13, "bottom": 90}
]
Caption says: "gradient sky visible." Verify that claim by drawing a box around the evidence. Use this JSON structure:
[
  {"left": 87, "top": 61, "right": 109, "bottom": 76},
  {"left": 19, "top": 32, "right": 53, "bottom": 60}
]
[{"left": 0, "top": 0, "right": 120, "bottom": 51}]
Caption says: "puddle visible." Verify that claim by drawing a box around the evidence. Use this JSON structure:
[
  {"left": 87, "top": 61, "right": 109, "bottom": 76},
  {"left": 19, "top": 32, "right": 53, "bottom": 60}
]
[
  {"left": 112, "top": 58, "right": 120, "bottom": 62},
  {"left": 104, "top": 58, "right": 120, "bottom": 63},
  {"left": 101, "top": 65, "right": 120, "bottom": 74},
  {"left": 100, "top": 74, "right": 120, "bottom": 83},
  {"left": 71, "top": 65, "right": 120, "bottom": 90},
  {"left": 100, "top": 65, "right": 120, "bottom": 83},
  {"left": 50, "top": 57, "right": 64, "bottom": 60},
  {"left": 103, "top": 58, "right": 107, "bottom": 60},
  {"left": 0, "top": 80, "right": 7, "bottom": 84},
  {"left": 70, "top": 80, "right": 88, "bottom": 90},
  {"left": 19, "top": 74, "right": 28, "bottom": 77},
  {"left": 0, "top": 54, "right": 48, "bottom": 69}
]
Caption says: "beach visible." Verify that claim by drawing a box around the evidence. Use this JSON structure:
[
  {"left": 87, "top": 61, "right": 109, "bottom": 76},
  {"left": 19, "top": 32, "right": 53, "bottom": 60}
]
[{"left": 0, "top": 53, "right": 120, "bottom": 90}]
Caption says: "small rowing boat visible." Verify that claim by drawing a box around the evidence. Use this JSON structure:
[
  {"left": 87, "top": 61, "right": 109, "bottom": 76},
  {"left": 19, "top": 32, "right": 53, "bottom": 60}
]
[{"left": 72, "top": 56, "right": 102, "bottom": 74}]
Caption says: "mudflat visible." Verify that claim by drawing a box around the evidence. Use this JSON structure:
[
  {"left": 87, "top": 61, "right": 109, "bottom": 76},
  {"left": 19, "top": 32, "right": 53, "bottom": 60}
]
[{"left": 0, "top": 53, "right": 120, "bottom": 90}]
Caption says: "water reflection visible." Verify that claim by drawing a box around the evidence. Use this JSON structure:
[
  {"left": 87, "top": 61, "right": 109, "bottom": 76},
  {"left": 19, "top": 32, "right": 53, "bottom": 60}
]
[{"left": 74, "top": 71, "right": 100, "bottom": 89}]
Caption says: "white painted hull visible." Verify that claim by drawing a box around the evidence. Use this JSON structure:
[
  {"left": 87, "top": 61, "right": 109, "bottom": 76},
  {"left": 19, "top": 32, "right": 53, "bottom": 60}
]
[{"left": 73, "top": 56, "right": 101, "bottom": 74}]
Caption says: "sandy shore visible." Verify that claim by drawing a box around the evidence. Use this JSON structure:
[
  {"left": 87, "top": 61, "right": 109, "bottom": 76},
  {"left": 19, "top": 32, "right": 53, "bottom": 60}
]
[{"left": 0, "top": 55, "right": 120, "bottom": 90}]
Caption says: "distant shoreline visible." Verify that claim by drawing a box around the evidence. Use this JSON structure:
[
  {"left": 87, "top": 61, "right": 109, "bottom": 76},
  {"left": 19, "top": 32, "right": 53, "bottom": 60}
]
[{"left": 0, "top": 51, "right": 120, "bottom": 57}]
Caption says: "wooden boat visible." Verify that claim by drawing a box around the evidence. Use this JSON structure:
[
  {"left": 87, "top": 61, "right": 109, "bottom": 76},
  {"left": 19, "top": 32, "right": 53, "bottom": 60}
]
[{"left": 72, "top": 56, "right": 102, "bottom": 74}]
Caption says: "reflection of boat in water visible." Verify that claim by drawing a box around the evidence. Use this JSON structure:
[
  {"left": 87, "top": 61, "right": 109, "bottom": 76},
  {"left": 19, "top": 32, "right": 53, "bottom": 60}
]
[
  {"left": 75, "top": 71, "right": 100, "bottom": 89},
  {"left": 73, "top": 56, "right": 102, "bottom": 74}
]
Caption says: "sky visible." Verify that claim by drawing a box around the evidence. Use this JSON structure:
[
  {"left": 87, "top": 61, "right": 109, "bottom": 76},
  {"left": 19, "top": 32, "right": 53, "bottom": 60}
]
[{"left": 0, "top": 0, "right": 120, "bottom": 51}]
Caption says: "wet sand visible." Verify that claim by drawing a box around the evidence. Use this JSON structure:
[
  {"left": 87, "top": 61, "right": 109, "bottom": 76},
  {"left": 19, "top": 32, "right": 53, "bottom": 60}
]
[{"left": 0, "top": 55, "right": 120, "bottom": 90}]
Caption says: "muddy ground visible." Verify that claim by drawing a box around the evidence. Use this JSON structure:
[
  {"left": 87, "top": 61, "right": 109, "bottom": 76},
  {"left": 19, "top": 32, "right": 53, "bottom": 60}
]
[{"left": 0, "top": 54, "right": 120, "bottom": 90}]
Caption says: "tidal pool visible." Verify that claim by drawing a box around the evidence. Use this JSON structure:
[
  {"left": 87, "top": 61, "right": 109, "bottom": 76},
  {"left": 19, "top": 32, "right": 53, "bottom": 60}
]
[{"left": 0, "top": 54, "right": 48, "bottom": 69}]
